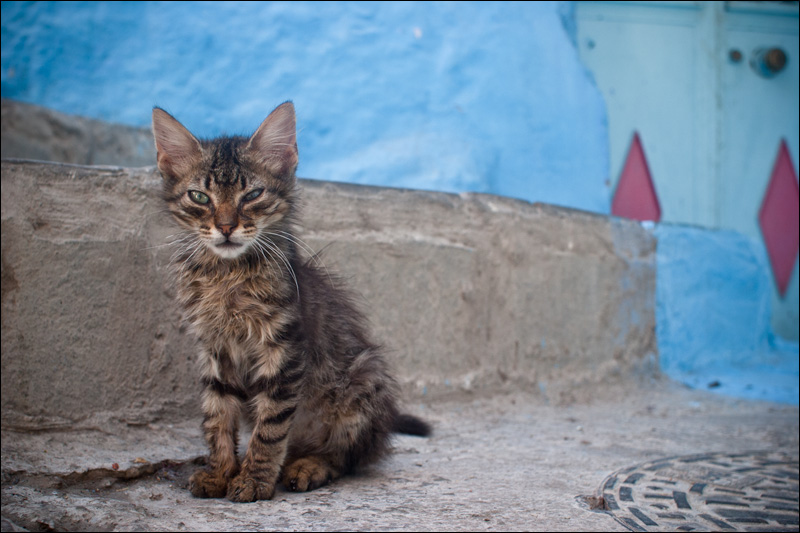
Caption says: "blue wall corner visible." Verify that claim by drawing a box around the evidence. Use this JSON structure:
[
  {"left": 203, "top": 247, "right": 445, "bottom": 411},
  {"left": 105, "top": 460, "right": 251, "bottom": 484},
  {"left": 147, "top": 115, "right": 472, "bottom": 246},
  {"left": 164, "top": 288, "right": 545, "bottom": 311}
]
[{"left": 655, "top": 223, "right": 799, "bottom": 405}]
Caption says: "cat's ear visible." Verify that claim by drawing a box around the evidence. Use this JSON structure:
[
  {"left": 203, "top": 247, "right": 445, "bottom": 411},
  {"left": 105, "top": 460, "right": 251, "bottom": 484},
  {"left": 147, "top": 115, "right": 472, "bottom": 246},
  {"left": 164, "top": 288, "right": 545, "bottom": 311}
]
[
  {"left": 245, "top": 102, "right": 298, "bottom": 179},
  {"left": 151, "top": 107, "right": 203, "bottom": 181}
]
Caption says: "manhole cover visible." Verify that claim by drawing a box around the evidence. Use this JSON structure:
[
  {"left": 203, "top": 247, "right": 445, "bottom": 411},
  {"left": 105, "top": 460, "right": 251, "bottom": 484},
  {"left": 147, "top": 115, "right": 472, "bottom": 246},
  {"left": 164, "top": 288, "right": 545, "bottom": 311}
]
[{"left": 596, "top": 451, "right": 799, "bottom": 532}]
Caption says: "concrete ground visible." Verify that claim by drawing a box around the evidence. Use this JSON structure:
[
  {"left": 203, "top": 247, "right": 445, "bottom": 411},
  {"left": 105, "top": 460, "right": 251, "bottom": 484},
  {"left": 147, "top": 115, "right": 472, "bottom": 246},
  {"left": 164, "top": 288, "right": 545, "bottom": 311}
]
[{"left": 2, "top": 378, "right": 797, "bottom": 532}]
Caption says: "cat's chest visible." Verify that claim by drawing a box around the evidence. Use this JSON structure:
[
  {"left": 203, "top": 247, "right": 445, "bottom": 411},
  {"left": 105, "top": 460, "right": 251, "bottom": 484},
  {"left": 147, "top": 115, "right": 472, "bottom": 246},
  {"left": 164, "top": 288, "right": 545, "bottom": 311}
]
[{"left": 179, "top": 271, "right": 290, "bottom": 343}]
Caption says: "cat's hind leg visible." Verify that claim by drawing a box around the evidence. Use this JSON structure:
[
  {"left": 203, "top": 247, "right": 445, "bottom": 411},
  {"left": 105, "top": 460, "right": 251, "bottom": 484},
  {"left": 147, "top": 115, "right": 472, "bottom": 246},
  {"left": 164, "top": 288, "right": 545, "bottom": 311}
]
[
  {"left": 281, "top": 415, "right": 390, "bottom": 492},
  {"left": 282, "top": 455, "right": 340, "bottom": 491},
  {"left": 282, "top": 393, "right": 395, "bottom": 491}
]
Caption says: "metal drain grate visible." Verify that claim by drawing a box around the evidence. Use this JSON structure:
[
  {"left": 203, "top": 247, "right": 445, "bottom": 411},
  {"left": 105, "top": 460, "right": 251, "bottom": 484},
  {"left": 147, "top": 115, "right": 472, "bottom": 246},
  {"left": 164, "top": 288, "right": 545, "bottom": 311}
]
[{"left": 597, "top": 452, "right": 799, "bottom": 532}]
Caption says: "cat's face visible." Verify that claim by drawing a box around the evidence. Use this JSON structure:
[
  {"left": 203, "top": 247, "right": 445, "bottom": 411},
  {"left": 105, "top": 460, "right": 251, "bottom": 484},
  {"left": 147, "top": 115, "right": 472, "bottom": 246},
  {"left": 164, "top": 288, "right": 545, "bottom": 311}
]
[{"left": 152, "top": 103, "right": 298, "bottom": 260}]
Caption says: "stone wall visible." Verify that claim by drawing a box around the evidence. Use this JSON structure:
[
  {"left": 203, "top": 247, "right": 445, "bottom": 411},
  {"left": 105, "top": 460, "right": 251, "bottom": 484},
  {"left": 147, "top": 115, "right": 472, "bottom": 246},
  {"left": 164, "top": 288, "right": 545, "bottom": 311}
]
[{"left": 1, "top": 159, "right": 657, "bottom": 428}]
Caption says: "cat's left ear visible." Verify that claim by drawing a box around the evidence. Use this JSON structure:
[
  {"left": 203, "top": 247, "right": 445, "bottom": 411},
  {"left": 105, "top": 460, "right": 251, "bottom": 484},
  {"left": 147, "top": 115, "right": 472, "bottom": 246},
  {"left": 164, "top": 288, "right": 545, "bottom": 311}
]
[{"left": 246, "top": 101, "right": 298, "bottom": 179}]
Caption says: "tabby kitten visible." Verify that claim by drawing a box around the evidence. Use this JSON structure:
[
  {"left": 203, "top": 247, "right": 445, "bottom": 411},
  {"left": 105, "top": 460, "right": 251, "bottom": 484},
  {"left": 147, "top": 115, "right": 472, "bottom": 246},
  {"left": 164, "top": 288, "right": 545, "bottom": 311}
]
[{"left": 152, "top": 102, "right": 429, "bottom": 503}]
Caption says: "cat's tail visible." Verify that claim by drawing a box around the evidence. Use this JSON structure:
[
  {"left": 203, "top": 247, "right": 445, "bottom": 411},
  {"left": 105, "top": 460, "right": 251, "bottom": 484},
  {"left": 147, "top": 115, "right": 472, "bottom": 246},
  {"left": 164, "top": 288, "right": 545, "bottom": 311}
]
[{"left": 393, "top": 413, "right": 432, "bottom": 437}]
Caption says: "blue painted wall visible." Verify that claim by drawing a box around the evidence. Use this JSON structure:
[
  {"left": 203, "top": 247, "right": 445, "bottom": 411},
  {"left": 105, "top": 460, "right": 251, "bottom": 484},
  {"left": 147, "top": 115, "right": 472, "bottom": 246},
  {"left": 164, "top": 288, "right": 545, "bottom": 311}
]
[
  {"left": 656, "top": 224, "right": 798, "bottom": 405},
  {"left": 1, "top": 0, "right": 609, "bottom": 212}
]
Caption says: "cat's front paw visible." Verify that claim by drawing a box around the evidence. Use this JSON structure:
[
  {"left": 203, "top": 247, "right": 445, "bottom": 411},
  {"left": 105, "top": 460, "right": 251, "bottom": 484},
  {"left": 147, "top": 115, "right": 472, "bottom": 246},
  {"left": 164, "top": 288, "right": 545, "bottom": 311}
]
[
  {"left": 226, "top": 473, "right": 275, "bottom": 503},
  {"left": 189, "top": 469, "right": 229, "bottom": 498}
]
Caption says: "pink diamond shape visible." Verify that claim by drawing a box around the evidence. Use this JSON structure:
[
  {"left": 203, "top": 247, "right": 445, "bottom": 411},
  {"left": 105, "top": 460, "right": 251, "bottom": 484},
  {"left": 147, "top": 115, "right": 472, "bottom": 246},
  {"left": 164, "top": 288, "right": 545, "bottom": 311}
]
[
  {"left": 759, "top": 140, "right": 799, "bottom": 296},
  {"left": 612, "top": 132, "right": 662, "bottom": 222}
]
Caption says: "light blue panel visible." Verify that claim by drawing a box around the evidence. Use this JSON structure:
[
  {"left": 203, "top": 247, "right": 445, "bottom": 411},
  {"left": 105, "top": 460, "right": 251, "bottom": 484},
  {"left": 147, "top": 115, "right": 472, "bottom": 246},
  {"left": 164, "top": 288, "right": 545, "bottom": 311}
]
[
  {"left": 775, "top": 260, "right": 800, "bottom": 342},
  {"left": 0, "top": 1, "right": 609, "bottom": 213},
  {"left": 656, "top": 224, "right": 799, "bottom": 405},
  {"left": 576, "top": 2, "right": 715, "bottom": 226},
  {"left": 719, "top": 8, "right": 800, "bottom": 341}
]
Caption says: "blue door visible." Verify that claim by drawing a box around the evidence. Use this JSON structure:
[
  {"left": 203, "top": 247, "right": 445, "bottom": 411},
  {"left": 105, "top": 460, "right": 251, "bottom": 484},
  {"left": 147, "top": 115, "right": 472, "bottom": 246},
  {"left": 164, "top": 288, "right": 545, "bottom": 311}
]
[{"left": 576, "top": 1, "right": 799, "bottom": 340}]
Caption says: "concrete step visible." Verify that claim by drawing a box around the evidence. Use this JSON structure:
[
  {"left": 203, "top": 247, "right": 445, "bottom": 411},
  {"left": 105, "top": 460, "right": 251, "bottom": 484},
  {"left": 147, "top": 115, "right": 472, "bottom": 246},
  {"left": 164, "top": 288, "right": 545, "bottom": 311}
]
[{"left": 1, "top": 159, "right": 657, "bottom": 429}]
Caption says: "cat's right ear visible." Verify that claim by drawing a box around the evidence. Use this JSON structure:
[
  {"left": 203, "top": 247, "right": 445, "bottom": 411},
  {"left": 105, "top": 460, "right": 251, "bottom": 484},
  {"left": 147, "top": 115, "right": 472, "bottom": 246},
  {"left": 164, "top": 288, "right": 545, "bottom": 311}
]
[{"left": 152, "top": 107, "right": 203, "bottom": 181}]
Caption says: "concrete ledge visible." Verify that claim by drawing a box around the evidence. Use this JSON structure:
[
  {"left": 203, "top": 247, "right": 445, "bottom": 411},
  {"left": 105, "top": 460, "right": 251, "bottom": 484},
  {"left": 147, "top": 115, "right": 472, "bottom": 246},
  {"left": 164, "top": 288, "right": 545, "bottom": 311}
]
[
  {"left": 1, "top": 100, "right": 156, "bottom": 167},
  {"left": 1, "top": 159, "right": 656, "bottom": 428}
]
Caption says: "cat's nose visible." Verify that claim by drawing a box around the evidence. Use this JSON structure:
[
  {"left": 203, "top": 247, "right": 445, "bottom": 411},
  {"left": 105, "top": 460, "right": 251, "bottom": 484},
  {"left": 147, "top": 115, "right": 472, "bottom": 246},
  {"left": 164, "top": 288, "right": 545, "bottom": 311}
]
[{"left": 217, "top": 223, "right": 236, "bottom": 237}]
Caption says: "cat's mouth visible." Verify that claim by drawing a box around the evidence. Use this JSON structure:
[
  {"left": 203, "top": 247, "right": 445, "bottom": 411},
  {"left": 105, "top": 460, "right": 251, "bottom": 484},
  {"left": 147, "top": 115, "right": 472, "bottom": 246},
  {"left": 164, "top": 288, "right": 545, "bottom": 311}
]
[{"left": 211, "top": 239, "right": 246, "bottom": 259}]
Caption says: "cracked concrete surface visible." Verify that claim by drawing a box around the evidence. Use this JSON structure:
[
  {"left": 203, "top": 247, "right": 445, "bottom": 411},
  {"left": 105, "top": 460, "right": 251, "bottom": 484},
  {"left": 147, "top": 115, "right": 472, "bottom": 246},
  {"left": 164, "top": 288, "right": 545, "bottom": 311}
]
[{"left": 3, "top": 381, "right": 797, "bottom": 532}]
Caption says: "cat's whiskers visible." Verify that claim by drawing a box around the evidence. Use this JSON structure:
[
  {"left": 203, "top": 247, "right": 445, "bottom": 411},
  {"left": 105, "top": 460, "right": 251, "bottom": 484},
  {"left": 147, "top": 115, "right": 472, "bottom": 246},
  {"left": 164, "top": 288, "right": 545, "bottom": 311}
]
[
  {"left": 254, "top": 234, "right": 300, "bottom": 299},
  {"left": 265, "top": 230, "right": 331, "bottom": 284},
  {"left": 250, "top": 239, "right": 288, "bottom": 293},
  {"left": 165, "top": 231, "right": 195, "bottom": 244},
  {"left": 170, "top": 234, "right": 206, "bottom": 266},
  {"left": 143, "top": 241, "right": 181, "bottom": 251},
  {"left": 247, "top": 237, "right": 280, "bottom": 281},
  {"left": 162, "top": 233, "right": 196, "bottom": 259},
  {"left": 256, "top": 236, "right": 300, "bottom": 298},
  {"left": 183, "top": 239, "right": 208, "bottom": 265},
  {"left": 143, "top": 232, "right": 195, "bottom": 252}
]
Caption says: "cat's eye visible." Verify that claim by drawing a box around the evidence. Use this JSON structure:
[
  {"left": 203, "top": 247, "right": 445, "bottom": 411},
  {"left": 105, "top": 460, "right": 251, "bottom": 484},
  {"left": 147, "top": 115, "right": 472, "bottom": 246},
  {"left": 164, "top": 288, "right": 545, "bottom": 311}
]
[
  {"left": 188, "top": 190, "right": 210, "bottom": 205},
  {"left": 243, "top": 188, "right": 264, "bottom": 202}
]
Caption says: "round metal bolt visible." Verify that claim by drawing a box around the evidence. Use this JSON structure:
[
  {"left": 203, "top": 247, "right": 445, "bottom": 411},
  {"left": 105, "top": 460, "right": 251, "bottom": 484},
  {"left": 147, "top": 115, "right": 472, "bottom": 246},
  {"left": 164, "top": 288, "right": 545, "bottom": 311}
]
[
  {"left": 750, "top": 47, "right": 788, "bottom": 78},
  {"left": 764, "top": 48, "right": 786, "bottom": 73}
]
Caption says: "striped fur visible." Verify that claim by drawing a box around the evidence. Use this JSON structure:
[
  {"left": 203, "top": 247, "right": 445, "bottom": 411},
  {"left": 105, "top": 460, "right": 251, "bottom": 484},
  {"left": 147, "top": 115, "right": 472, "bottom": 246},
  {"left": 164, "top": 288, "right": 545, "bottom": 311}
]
[{"left": 152, "top": 103, "right": 429, "bottom": 503}]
